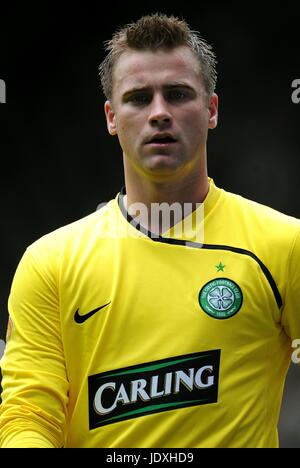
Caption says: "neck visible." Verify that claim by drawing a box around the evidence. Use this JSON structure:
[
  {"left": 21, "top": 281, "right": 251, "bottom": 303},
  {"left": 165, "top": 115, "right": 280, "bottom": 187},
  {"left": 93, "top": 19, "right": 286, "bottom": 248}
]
[{"left": 123, "top": 167, "right": 209, "bottom": 236}]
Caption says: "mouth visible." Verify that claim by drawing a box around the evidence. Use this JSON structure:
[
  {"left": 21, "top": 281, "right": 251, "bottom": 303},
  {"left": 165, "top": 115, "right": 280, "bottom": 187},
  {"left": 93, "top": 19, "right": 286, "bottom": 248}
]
[{"left": 145, "top": 134, "right": 178, "bottom": 146}]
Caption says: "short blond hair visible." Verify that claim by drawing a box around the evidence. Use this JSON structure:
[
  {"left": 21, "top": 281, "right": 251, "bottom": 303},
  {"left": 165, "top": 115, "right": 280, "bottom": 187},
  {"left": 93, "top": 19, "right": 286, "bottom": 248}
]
[{"left": 99, "top": 13, "right": 217, "bottom": 100}]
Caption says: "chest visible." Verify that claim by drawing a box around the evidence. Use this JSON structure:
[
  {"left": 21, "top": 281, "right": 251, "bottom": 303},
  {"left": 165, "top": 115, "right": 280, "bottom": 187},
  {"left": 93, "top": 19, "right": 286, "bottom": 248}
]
[{"left": 60, "top": 238, "right": 282, "bottom": 354}]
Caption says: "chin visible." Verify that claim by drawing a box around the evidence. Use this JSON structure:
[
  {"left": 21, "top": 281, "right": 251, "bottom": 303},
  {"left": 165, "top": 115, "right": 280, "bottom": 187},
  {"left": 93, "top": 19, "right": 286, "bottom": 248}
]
[
  {"left": 143, "top": 161, "right": 184, "bottom": 181},
  {"left": 146, "top": 153, "right": 182, "bottom": 168}
]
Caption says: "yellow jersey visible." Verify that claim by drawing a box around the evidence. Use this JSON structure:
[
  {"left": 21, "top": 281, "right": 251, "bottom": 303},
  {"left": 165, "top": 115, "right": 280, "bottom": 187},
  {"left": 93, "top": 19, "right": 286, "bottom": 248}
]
[{"left": 1, "top": 179, "right": 300, "bottom": 448}]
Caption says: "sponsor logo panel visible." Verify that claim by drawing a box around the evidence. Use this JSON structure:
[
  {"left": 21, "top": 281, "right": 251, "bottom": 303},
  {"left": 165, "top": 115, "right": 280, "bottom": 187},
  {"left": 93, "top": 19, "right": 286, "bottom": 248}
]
[{"left": 88, "top": 349, "right": 220, "bottom": 429}]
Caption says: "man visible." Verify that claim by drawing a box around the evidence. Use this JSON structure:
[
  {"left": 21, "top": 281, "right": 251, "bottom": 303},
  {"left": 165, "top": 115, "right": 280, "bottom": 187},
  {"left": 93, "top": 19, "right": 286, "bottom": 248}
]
[{"left": 0, "top": 13, "right": 299, "bottom": 448}]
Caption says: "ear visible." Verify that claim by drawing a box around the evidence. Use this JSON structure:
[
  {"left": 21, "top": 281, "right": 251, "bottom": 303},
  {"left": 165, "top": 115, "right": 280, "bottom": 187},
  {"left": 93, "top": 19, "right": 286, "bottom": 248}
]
[
  {"left": 208, "top": 93, "right": 218, "bottom": 129},
  {"left": 104, "top": 100, "right": 117, "bottom": 135}
]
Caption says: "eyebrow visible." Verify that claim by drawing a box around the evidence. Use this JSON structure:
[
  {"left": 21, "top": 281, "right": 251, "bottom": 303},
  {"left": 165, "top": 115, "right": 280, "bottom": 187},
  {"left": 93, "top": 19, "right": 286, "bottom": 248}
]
[
  {"left": 122, "top": 82, "right": 196, "bottom": 100},
  {"left": 122, "top": 86, "right": 151, "bottom": 100}
]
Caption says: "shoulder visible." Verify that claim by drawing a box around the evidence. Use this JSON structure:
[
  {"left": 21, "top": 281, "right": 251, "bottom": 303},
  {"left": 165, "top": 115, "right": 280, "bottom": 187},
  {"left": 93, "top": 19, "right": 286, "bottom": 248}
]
[
  {"left": 210, "top": 184, "right": 300, "bottom": 273},
  {"left": 222, "top": 188, "right": 300, "bottom": 236},
  {"left": 26, "top": 199, "right": 117, "bottom": 262},
  {"left": 213, "top": 187, "right": 300, "bottom": 302}
]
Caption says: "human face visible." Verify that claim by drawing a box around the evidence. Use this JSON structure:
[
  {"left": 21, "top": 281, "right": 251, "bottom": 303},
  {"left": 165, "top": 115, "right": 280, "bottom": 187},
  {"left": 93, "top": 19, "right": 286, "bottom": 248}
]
[{"left": 105, "top": 46, "right": 218, "bottom": 181}]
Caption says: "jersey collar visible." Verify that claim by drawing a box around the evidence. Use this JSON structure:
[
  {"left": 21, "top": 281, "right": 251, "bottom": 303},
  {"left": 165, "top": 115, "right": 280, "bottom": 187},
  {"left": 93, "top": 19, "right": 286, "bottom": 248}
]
[{"left": 117, "top": 178, "right": 222, "bottom": 242}]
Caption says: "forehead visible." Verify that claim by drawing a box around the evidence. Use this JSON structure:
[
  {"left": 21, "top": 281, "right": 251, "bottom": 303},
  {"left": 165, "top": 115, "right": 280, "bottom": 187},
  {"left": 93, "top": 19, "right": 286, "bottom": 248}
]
[{"left": 112, "top": 46, "right": 203, "bottom": 94}]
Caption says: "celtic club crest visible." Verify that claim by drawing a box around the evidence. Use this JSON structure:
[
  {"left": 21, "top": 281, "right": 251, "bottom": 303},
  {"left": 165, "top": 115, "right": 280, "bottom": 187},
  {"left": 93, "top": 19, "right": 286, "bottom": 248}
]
[{"left": 199, "top": 278, "right": 243, "bottom": 319}]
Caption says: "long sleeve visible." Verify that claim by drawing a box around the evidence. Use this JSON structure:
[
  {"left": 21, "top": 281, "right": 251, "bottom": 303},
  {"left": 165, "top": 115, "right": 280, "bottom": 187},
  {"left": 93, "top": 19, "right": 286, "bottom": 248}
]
[
  {"left": 0, "top": 246, "right": 69, "bottom": 448},
  {"left": 281, "top": 229, "right": 300, "bottom": 343}
]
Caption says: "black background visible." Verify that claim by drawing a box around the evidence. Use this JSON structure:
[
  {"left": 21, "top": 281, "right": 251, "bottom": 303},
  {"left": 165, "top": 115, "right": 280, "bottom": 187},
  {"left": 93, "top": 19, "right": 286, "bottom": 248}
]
[{"left": 0, "top": 1, "right": 299, "bottom": 447}]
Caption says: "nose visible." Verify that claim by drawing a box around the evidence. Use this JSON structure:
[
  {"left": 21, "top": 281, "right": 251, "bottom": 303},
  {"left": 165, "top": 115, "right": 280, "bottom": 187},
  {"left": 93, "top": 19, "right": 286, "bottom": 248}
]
[{"left": 148, "top": 94, "right": 172, "bottom": 126}]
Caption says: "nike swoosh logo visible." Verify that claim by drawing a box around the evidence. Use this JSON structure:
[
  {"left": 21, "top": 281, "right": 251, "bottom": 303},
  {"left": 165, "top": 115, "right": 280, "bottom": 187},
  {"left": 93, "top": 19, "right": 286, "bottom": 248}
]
[{"left": 74, "top": 302, "right": 111, "bottom": 324}]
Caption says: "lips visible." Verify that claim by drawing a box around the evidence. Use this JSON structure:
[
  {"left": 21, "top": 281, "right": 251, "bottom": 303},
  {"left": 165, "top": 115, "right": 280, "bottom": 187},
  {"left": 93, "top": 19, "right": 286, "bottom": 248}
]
[{"left": 145, "top": 133, "right": 177, "bottom": 144}]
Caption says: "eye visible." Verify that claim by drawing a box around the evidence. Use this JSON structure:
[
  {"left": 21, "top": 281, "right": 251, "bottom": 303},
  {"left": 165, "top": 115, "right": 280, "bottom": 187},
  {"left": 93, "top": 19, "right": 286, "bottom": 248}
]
[
  {"left": 166, "top": 89, "right": 188, "bottom": 101},
  {"left": 128, "top": 93, "right": 151, "bottom": 105}
]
